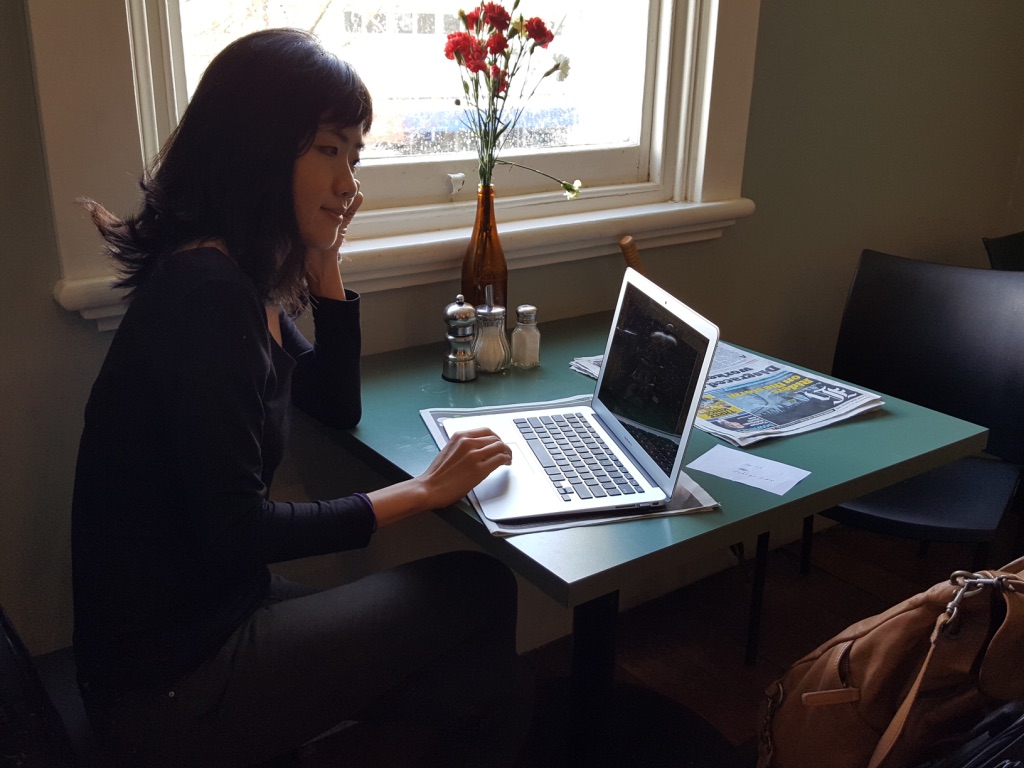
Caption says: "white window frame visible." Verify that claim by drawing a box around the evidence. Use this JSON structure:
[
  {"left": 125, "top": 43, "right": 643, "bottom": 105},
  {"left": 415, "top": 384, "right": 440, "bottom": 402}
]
[{"left": 27, "top": 0, "right": 759, "bottom": 330}]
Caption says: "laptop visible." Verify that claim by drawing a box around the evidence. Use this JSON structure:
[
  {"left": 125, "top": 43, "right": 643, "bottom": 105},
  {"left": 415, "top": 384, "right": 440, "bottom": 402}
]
[{"left": 441, "top": 268, "right": 719, "bottom": 522}]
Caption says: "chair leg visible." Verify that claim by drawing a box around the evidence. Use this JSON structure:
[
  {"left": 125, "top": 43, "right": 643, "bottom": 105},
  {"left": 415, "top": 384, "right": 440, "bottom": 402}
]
[
  {"left": 800, "top": 516, "right": 815, "bottom": 575},
  {"left": 1015, "top": 509, "right": 1024, "bottom": 560},
  {"left": 729, "top": 542, "right": 750, "bottom": 581},
  {"left": 1010, "top": 484, "right": 1024, "bottom": 557}
]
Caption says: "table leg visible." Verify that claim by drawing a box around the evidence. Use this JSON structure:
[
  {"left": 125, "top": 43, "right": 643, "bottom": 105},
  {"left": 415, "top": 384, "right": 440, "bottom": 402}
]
[
  {"left": 569, "top": 591, "right": 619, "bottom": 758},
  {"left": 800, "top": 515, "right": 815, "bottom": 574},
  {"left": 745, "top": 531, "right": 770, "bottom": 665}
]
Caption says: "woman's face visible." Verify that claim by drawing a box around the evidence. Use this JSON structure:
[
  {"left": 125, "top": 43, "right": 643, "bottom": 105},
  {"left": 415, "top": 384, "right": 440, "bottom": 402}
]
[{"left": 292, "top": 124, "right": 363, "bottom": 251}]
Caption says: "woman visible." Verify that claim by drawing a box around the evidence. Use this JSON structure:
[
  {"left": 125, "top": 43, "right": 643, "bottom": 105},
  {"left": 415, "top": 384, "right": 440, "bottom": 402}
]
[{"left": 72, "top": 28, "right": 530, "bottom": 767}]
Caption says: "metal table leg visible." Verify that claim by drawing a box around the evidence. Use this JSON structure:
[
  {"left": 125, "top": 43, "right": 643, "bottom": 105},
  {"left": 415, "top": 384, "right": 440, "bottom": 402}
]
[
  {"left": 745, "top": 531, "right": 770, "bottom": 665},
  {"left": 569, "top": 591, "right": 620, "bottom": 760}
]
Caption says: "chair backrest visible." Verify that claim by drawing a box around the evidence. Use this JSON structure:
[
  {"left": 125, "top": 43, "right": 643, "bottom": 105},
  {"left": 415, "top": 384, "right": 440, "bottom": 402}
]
[
  {"left": 1, "top": 602, "right": 78, "bottom": 767},
  {"left": 983, "top": 230, "right": 1024, "bottom": 271},
  {"left": 833, "top": 249, "right": 1024, "bottom": 466}
]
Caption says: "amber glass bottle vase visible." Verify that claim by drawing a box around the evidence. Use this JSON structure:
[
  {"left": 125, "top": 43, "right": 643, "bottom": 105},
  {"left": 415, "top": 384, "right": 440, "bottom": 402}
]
[{"left": 461, "top": 184, "right": 507, "bottom": 310}]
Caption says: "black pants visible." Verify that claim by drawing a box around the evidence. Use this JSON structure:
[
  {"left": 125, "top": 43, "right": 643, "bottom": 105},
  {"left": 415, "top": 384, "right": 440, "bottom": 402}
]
[{"left": 93, "top": 551, "right": 533, "bottom": 767}]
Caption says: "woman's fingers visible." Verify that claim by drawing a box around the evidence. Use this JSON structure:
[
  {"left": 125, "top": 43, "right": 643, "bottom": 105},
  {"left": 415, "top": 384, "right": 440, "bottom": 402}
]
[
  {"left": 340, "top": 182, "right": 363, "bottom": 232},
  {"left": 422, "top": 428, "right": 512, "bottom": 506},
  {"left": 441, "top": 428, "right": 512, "bottom": 475}
]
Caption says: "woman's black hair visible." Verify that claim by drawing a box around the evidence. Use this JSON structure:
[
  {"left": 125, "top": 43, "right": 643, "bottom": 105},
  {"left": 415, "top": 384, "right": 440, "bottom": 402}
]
[{"left": 85, "top": 28, "right": 373, "bottom": 310}]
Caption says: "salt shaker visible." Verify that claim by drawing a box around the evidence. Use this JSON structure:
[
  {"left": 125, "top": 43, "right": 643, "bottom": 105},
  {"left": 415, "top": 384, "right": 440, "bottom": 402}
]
[
  {"left": 473, "top": 287, "right": 511, "bottom": 374},
  {"left": 442, "top": 294, "right": 477, "bottom": 382},
  {"left": 511, "top": 304, "right": 541, "bottom": 369}
]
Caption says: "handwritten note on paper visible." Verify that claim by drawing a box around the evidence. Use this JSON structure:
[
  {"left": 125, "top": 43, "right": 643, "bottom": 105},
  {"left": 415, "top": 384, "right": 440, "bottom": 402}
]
[{"left": 687, "top": 444, "right": 810, "bottom": 496}]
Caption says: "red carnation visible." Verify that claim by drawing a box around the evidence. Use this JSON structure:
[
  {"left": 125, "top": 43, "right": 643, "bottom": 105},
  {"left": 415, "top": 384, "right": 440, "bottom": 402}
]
[
  {"left": 444, "top": 31, "right": 469, "bottom": 60},
  {"left": 482, "top": 3, "right": 511, "bottom": 32},
  {"left": 464, "top": 8, "right": 481, "bottom": 29},
  {"left": 445, "top": 31, "right": 488, "bottom": 71},
  {"left": 490, "top": 64, "right": 509, "bottom": 93},
  {"left": 524, "top": 17, "right": 554, "bottom": 47},
  {"left": 465, "top": 46, "right": 488, "bottom": 73},
  {"left": 487, "top": 32, "right": 508, "bottom": 55}
]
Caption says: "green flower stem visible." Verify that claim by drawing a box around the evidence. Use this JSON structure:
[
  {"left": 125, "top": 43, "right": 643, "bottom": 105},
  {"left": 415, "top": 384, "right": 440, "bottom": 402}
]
[{"left": 495, "top": 159, "right": 574, "bottom": 188}]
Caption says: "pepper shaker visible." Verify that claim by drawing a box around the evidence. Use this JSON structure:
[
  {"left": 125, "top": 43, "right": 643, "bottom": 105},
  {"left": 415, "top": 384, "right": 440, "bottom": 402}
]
[{"left": 442, "top": 294, "right": 477, "bottom": 382}]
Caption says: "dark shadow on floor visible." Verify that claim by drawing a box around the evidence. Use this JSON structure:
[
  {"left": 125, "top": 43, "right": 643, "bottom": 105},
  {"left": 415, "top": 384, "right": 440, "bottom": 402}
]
[{"left": 516, "top": 677, "right": 757, "bottom": 768}]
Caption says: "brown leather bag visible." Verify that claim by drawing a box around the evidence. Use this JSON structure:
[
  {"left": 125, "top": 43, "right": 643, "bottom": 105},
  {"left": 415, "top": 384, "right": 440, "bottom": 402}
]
[{"left": 757, "top": 557, "right": 1024, "bottom": 768}]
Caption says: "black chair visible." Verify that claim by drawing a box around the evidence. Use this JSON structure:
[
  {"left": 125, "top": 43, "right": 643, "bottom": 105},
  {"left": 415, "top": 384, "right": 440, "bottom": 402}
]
[
  {"left": 983, "top": 230, "right": 1024, "bottom": 271},
  {"left": 1, "top": 601, "right": 89, "bottom": 766},
  {"left": 800, "top": 250, "right": 1024, "bottom": 574}
]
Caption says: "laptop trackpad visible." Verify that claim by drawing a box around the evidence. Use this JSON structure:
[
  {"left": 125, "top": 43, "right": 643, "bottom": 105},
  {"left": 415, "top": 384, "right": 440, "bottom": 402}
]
[{"left": 473, "top": 442, "right": 537, "bottom": 502}]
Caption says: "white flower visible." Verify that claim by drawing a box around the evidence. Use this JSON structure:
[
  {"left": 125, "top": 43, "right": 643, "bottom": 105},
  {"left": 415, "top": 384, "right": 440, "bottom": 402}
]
[
  {"left": 553, "top": 53, "right": 571, "bottom": 82},
  {"left": 562, "top": 179, "right": 582, "bottom": 200}
]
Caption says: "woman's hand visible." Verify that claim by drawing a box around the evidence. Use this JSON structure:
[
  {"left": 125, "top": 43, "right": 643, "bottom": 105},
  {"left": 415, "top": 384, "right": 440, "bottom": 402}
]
[
  {"left": 419, "top": 427, "right": 513, "bottom": 507},
  {"left": 305, "top": 182, "right": 363, "bottom": 300},
  {"left": 367, "top": 428, "right": 512, "bottom": 527},
  {"left": 336, "top": 181, "right": 363, "bottom": 241}
]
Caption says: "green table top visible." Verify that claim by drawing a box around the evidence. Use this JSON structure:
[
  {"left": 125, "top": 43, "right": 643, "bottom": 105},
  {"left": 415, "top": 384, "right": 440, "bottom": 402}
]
[{"left": 336, "top": 312, "right": 987, "bottom": 607}]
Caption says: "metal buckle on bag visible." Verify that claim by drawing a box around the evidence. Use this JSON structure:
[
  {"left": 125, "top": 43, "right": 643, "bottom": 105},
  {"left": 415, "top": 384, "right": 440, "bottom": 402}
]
[
  {"left": 760, "top": 681, "right": 783, "bottom": 762},
  {"left": 944, "top": 571, "right": 1020, "bottom": 626}
]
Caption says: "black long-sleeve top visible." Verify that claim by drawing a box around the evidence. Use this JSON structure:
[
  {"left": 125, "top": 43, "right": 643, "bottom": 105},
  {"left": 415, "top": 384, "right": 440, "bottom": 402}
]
[{"left": 71, "top": 248, "right": 374, "bottom": 704}]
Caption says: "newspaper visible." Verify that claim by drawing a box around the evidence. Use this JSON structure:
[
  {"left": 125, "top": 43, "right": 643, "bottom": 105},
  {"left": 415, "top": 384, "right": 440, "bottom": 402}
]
[
  {"left": 420, "top": 395, "right": 719, "bottom": 536},
  {"left": 571, "top": 342, "right": 883, "bottom": 448},
  {"left": 569, "top": 354, "right": 602, "bottom": 378}
]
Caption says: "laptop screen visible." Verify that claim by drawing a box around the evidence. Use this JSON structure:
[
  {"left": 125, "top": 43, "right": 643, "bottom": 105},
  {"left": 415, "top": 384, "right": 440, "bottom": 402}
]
[{"left": 596, "top": 281, "right": 711, "bottom": 476}]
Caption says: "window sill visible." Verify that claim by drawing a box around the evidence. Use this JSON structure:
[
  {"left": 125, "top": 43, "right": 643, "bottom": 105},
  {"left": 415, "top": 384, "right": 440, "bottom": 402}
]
[{"left": 53, "top": 196, "right": 754, "bottom": 330}]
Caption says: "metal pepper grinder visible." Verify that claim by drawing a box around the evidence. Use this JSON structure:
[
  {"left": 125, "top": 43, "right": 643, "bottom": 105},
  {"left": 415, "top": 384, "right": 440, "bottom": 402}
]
[{"left": 442, "top": 294, "right": 478, "bottom": 382}]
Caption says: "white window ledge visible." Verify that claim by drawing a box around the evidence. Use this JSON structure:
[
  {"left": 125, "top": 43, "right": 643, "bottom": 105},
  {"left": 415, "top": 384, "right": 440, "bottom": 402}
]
[
  {"left": 53, "top": 197, "right": 753, "bottom": 329},
  {"left": 35, "top": 0, "right": 761, "bottom": 329}
]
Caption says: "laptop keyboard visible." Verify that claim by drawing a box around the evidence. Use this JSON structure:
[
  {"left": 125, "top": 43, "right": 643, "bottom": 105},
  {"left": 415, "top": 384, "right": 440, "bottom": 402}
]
[
  {"left": 514, "top": 413, "right": 644, "bottom": 502},
  {"left": 621, "top": 421, "right": 679, "bottom": 474}
]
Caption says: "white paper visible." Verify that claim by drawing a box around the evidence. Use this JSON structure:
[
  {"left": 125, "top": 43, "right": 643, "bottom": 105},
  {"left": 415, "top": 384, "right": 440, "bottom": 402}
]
[{"left": 686, "top": 444, "right": 810, "bottom": 496}]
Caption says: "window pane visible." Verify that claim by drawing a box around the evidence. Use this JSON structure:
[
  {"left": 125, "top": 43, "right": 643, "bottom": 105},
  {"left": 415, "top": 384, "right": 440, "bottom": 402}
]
[{"left": 178, "top": 1, "right": 648, "bottom": 162}]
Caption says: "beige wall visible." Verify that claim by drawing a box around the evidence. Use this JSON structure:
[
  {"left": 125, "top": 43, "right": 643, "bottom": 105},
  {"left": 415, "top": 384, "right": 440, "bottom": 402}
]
[{"left": 3, "top": 0, "right": 1024, "bottom": 654}]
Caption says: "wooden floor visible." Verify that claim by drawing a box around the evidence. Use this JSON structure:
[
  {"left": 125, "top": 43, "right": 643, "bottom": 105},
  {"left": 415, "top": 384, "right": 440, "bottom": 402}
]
[{"left": 516, "top": 523, "right": 1020, "bottom": 768}]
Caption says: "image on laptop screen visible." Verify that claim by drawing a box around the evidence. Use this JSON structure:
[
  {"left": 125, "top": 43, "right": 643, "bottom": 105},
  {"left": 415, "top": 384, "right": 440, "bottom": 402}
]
[{"left": 596, "top": 282, "right": 710, "bottom": 476}]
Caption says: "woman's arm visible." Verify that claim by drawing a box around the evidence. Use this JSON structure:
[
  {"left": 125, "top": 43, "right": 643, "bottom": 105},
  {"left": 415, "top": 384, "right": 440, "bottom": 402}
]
[
  {"left": 287, "top": 183, "right": 512, "bottom": 527},
  {"left": 283, "top": 298, "right": 362, "bottom": 428},
  {"left": 367, "top": 427, "right": 513, "bottom": 527},
  {"left": 154, "top": 274, "right": 370, "bottom": 563},
  {"left": 287, "top": 182, "right": 363, "bottom": 426},
  {"left": 159, "top": 260, "right": 505, "bottom": 564}
]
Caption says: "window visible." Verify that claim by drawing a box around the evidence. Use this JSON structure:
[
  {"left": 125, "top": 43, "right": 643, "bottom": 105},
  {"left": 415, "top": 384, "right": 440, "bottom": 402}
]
[
  {"left": 179, "top": 3, "right": 646, "bottom": 155},
  {"left": 27, "top": 0, "right": 759, "bottom": 329}
]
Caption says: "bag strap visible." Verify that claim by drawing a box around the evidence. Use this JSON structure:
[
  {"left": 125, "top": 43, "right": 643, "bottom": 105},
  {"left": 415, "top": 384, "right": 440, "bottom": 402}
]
[
  {"left": 866, "top": 613, "right": 945, "bottom": 768},
  {"left": 998, "top": 555, "right": 1024, "bottom": 575}
]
